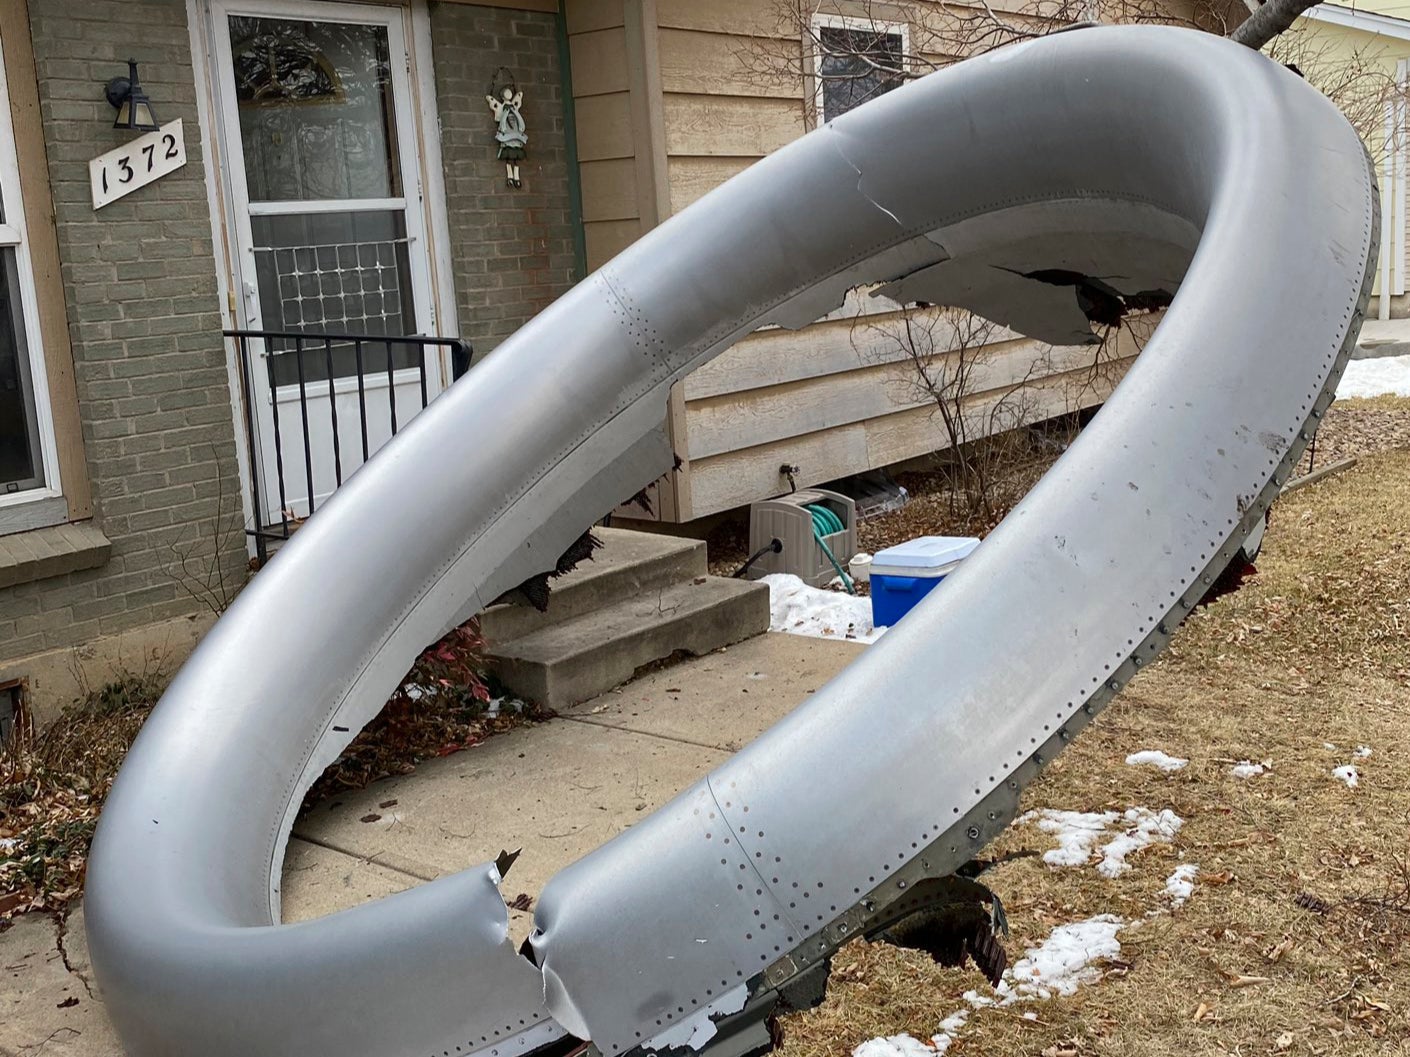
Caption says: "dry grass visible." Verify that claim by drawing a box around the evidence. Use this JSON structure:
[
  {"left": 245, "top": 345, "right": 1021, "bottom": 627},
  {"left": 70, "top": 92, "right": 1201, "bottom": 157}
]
[{"left": 776, "top": 445, "right": 1410, "bottom": 1057}]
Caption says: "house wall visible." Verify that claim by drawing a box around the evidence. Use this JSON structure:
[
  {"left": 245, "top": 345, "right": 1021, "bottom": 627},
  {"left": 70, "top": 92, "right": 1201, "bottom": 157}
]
[
  {"left": 611, "top": 0, "right": 1131, "bottom": 520},
  {"left": 429, "top": 1, "right": 580, "bottom": 354},
  {"left": 1288, "top": 7, "right": 1410, "bottom": 317},
  {"left": 0, "top": 0, "right": 246, "bottom": 707}
]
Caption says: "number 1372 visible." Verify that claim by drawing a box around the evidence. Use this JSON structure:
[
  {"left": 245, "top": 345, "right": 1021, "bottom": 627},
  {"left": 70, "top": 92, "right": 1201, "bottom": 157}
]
[{"left": 99, "top": 132, "right": 181, "bottom": 194}]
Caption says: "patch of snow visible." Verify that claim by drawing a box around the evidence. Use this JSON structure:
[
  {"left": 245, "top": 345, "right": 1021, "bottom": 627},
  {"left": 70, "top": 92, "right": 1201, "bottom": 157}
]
[
  {"left": 1098, "top": 809, "right": 1184, "bottom": 878},
  {"left": 1020, "top": 807, "right": 1183, "bottom": 877},
  {"left": 1022, "top": 1012, "right": 1039, "bottom": 1021},
  {"left": 1337, "top": 354, "right": 1410, "bottom": 399},
  {"left": 926, "top": 1012, "right": 969, "bottom": 1055},
  {"left": 1333, "top": 765, "right": 1360, "bottom": 788},
  {"left": 1020, "top": 809, "right": 1119, "bottom": 868},
  {"left": 1355, "top": 746, "right": 1373, "bottom": 758},
  {"left": 1230, "top": 761, "right": 1265, "bottom": 779},
  {"left": 853, "top": 1035, "right": 937, "bottom": 1057},
  {"left": 763, "top": 573, "right": 885, "bottom": 643},
  {"left": 1004, "top": 915, "right": 1126, "bottom": 1001},
  {"left": 1165, "top": 863, "right": 1199, "bottom": 907},
  {"left": 0, "top": 837, "right": 18, "bottom": 853},
  {"left": 850, "top": 1010, "right": 970, "bottom": 1056},
  {"left": 937, "top": 1011, "right": 968, "bottom": 1035},
  {"left": 1323, "top": 742, "right": 1337, "bottom": 751},
  {"left": 1125, "top": 750, "right": 1188, "bottom": 772}
]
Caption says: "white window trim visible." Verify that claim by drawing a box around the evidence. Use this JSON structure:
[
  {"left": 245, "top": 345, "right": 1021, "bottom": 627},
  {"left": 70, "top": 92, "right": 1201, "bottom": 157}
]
[
  {"left": 1396, "top": 57, "right": 1406, "bottom": 298},
  {"left": 0, "top": 38, "right": 62, "bottom": 515},
  {"left": 809, "top": 12, "right": 912, "bottom": 127}
]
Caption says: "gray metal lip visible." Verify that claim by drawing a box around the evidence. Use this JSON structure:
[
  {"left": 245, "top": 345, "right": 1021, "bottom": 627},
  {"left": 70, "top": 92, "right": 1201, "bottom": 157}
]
[{"left": 84, "top": 25, "right": 1375, "bottom": 1057}]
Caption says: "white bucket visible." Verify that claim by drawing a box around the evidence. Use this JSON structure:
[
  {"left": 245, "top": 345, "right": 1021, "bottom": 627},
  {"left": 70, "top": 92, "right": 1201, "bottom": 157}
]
[{"left": 848, "top": 552, "right": 873, "bottom": 583}]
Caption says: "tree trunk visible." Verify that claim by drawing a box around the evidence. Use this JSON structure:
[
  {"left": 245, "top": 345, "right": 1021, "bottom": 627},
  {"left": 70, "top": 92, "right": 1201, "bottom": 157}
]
[{"left": 1231, "top": 0, "right": 1321, "bottom": 51}]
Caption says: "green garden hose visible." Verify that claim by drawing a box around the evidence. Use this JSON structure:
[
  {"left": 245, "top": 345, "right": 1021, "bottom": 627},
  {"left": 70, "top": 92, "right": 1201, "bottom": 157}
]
[{"left": 805, "top": 503, "right": 855, "bottom": 594}]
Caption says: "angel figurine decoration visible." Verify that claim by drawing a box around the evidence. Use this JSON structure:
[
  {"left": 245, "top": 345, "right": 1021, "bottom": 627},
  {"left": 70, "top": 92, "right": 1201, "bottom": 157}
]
[{"left": 486, "top": 73, "right": 528, "bottom": 189}]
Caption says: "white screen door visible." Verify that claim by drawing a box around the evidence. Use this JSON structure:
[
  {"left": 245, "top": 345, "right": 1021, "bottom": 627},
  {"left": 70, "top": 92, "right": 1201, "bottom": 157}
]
[{"left": 210, "top": 0, "right": 443, "bottom": 524}]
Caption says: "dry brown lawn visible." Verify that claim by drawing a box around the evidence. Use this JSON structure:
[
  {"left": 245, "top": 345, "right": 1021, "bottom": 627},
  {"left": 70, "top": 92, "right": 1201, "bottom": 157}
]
[{"left": 778, "top": 435, "right": 1410, "bottom": 1057}]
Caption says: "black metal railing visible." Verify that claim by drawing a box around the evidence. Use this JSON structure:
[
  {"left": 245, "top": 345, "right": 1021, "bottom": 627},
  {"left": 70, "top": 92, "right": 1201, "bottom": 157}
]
[{"left": 227, "top": 329, "right": 474, "bottom": 565}]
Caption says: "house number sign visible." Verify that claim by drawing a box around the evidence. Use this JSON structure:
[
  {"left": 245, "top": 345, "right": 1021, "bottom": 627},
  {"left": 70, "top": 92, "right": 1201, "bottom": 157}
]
[{"left": 89, "top": 120, "right": 187, "bottom": 210}]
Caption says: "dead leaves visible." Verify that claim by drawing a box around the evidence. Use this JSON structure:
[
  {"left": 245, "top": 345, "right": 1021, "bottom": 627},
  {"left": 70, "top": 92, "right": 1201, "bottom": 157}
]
[{"left": 1263, "top": 938, "right": 1294, "bottom": 964}]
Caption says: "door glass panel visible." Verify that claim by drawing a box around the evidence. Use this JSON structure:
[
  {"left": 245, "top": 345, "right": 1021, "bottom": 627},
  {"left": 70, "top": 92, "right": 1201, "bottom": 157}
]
[
  {"left": 251, "top": 209, "right": 418, "bottom": 384},
  {"left": 0, "top": 247, "right": 45, "bottom": 495},
  {"left": 229, "top": 16, "right": 402, "bottom": 202}
]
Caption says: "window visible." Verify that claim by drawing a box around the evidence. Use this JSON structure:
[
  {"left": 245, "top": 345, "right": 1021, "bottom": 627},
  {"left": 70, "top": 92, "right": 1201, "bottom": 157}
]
[
  {"left": 812, "top": 16, "right": 909, "bottom": 125},
  {"left": 0, "top": 44, "right": 57, "bottom": 510}
]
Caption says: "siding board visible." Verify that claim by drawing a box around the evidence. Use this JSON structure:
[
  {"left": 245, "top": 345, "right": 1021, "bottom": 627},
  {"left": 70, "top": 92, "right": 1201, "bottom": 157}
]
[
  {"left": 656, "top": 0, "right": 790, "bottom": 35},
  {"left": 666, "top": 156, "right": 756, "bottom": 213},
  {"left": 686, "top": 340, "right": 1104, "bottom": 461},
  {"left": 575, "top": 93, "right": 636, "bottom": 161},
  {"left": 570, "top": 27, "right": 630, "bottom": 96},
  {"left": 663, "top": 94, "right": 803, "bottom": 156},
  {"left": 584, "top": 218, "right": 643, "bottom": 270},
  {"left": 567, "top": 0, "right": 626, "bottom": 34},
  {"left": 579, "top": 158, "right": 640, "bottom": 221},
  {"left": 658, "top": 27, "right": 802, "bottom": 98}
]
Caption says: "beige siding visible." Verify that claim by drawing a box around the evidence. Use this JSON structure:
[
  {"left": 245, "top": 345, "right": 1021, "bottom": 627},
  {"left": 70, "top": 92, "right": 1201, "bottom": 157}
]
[
  {"left": 686, "top": 330, "right": 1122, "bottom": 462},
  {"left": 579, "top": 157, "right": 640, "bottom": 221},
  {"left": 658, "top": 28, "right": 801, "bottom": 97},
  {"left": 574, "top": 92, "right": 635, "bottom": 161},
  {"left": 666, "top": 156, "right": 756, "bottom": 213},
  {"left": 569, "top": 27, "right": 630, "bottom": 96},
  {"left": 569, "top": 13, "right": 643, "bottom": 272},
  {"left": 663, "top": 95, "right": 803, "bottom": 156},
  {"left": 687, "top": 359, "right": 1134, "bottom": 516}
]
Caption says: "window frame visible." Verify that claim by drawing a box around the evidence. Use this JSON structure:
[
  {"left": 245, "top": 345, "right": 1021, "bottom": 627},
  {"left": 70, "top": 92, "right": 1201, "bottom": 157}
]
[
  {"left": 0, "top": 29, "right": 61, "bottom": 520},
  {"left": 809, "top": 12, "right": 912, "bottom": 128}
]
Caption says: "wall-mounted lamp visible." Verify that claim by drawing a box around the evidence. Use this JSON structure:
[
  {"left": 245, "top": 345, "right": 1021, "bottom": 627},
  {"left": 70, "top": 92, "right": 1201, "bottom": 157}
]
[{"left": 104, "top": 59, "right": 160, "bottom": 133}]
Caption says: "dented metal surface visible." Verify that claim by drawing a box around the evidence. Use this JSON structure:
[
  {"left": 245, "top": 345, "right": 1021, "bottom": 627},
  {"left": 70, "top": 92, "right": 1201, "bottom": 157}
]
[{"left": 85, "top": 27, "right": 1374, "bottom": 1057}]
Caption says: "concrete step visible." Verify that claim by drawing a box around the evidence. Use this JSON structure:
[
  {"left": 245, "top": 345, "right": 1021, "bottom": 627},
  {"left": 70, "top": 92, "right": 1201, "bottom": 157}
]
[
  {"left": 487, "top": 576, "right": 770, "bottom": 709},
  {"left": 481, "top": 527, "right": 707, "bottom": 643}
]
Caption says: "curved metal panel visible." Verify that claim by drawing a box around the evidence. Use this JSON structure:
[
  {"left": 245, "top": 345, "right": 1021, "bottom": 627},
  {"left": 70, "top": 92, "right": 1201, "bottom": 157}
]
[{"left": 86, "top": 26, "right": 1375, "bottom": 1057}]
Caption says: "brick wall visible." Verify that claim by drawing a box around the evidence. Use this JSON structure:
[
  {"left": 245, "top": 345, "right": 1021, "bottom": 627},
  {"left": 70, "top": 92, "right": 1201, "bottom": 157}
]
[
  {"left": 429, "top": 2, "right": 579, "bottom": 355},
  {"left": 0, "top": 0, "right": 247, "bottom": 663}
]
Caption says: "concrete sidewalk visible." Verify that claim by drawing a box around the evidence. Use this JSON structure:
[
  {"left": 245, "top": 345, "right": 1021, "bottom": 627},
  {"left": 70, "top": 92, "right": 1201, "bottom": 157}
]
[
  {"left": 1356, "top": 317, "right": 1410, "bottom": 358},
  {"left": 1, "top": 631, "right": 863, "bottom": 1056}
]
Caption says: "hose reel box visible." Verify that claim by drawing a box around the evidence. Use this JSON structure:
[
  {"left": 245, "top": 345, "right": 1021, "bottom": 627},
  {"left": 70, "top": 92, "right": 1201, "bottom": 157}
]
[{"left": 747, "top": 488, "right": 857, "bottom": 588}]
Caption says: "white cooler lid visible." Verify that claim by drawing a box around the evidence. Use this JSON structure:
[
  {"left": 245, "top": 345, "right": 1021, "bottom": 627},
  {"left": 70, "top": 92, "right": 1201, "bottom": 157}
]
[{"left": 872, "top": 535, "right": 980, "bottom": 573}]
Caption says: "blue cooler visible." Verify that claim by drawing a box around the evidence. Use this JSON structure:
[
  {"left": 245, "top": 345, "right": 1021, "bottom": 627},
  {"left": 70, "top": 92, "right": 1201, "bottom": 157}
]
[{"left": 870, "top": 536, "right": 980, "bottom": 628}]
